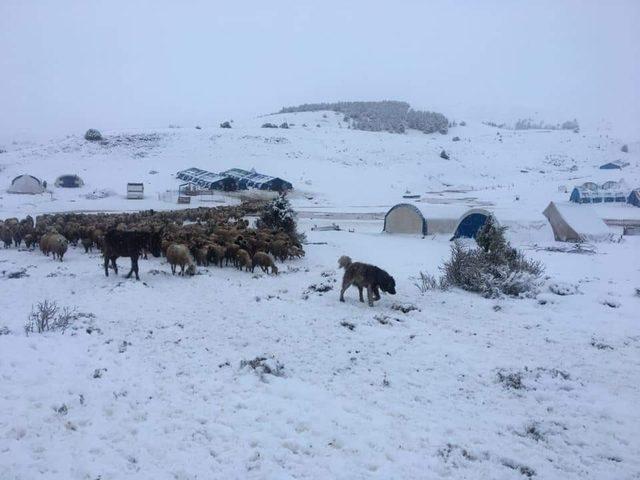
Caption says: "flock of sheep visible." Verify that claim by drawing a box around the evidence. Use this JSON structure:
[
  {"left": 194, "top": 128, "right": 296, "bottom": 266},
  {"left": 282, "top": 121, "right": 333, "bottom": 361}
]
[{"left": 0, "top": 204, "right": 304, "bottom": 278}]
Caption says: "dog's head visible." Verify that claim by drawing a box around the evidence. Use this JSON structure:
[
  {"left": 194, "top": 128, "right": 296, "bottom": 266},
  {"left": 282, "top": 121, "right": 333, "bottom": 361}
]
[
  {"left": 377, "top": 269, "right": 396, "bottom": 295},
  {"left": 338, "top": 255, "right": 352, "bottom": 269}
]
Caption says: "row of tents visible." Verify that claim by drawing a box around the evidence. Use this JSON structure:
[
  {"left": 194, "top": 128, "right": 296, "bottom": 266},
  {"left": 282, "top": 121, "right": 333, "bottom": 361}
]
[
  {"left": 383, "top": 204, "right": 496, "bottom": 240},
  {"left": 382, "top": 201, "right": 631, "bottom": 243},
  {"left": 7, "top": 174, "right": 84, "bottom": 194},
  {"left": 176, "top": 167, "right": 292, "bottom": 192}
]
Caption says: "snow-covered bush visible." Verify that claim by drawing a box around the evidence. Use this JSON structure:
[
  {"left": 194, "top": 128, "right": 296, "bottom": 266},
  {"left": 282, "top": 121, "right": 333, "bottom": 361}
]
[
  {"left": 24, "top": 300, "right": 78, "bottom": 335},
  {"left": 621, "top": 144, "right": 629, "bottom": 153},
  {"left": 452, "top": 136, "right": 460, "bottom": 142},
  {"left": 440, "top": 150, "right": 449, "bottom": 160},
  {"left": 84, "top": 129, "right": 102, "bottom": 141},
  {"left": 279, "top": 122, "right": 289, "bottom": 129},
  {"left": 261, "top": 122, "right": 278, "bottom": 129},
  {"left": 443, "top": 218, "right": 543, "bottom": 298},
  {"left": 414, "top": 271, "right": 448, "bottom": 294},
  {"left": 220, "top": 121, "right": 232, "bottom": 129},
  {"left": 257, "top": 194, "right": 296, "bottom": 234}
]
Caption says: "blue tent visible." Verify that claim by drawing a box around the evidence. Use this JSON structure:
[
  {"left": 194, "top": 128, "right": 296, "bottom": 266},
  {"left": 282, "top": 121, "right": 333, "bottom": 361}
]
[
  {"left": 600, "top": 160, "right": 629, "bottom": 170},
  {"left": 451, "top": 209, "right": 495, "bottom": 240},
  {"left": 628, "top": 189, "right": 640, "bottom": 207}
]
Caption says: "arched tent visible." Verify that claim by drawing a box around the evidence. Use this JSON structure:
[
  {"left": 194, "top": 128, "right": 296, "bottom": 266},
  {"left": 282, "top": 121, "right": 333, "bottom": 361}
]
[
  {"left": 383, "top": 203, "right": 427, "bottom": 235},
  {"left": 55, "top": 174, "right": 84, "bottom": 188},
  {"left": 451, "top": 208, "right": 495, "bottom": 240},
  {"left": 628, "top": 189, "right": 640, "bottom": 207},
  {"left": 7, "top": 174, "right": 45, "bottom": 194}
]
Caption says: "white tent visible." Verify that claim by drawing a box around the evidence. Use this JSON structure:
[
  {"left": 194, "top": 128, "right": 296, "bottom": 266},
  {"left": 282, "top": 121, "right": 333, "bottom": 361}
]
[
  {"left": 543, "top": 202, "right": 616, "bottom": 242},
  {"left": 7, "top": 174, "right": 45, "bottom": 194},
  {"left": 383, "top": 203, "right": 464, "bottom": 235}
]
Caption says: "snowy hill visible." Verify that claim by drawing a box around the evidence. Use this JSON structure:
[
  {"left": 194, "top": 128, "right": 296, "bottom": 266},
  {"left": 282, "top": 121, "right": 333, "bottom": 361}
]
[
  {"left": 1, "top": 111, "right": 639, "bottom": 479},
  {"left": 1, "top": 111, "right": 638, "bottom": 223}
]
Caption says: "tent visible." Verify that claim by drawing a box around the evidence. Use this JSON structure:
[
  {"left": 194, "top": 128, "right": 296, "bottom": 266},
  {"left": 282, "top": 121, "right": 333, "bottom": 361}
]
[
  {"left": 221, "top": 168, "right": 293, "bottom": 191},
  {"left": 542, "top": 202, "right": 615, "bottom": 242},
  {"left": 7, "top": 174, "right": 45, "bottom": 194},
  {"left": 451, "top": 208, "right": 495, "bottom": 239},
  {"left": 55, "top": 174, "right": 84, "bottom": 188},
  {"left": 628, "top": 189, "right": 640, "bottom": 207},
  {"left": 176, "top": 167, "right": 237, "bottom": 191},
  {"left": 383, "top": 203, "right": 427, "bottom": 235},
  {"left": 570, "top": 181, "right": 628, "bottom": 203},
  {"left": 599, "top": 160, "right": 629, "bottom": 170}
]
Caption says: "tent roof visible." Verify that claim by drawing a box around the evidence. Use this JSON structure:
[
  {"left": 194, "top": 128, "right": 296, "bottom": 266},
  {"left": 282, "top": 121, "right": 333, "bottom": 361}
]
[
  {"left": 543, "top": 202, "right": 614, "bottom": 242},
  {"left": 8, "top": 174, "right": 45, "bottom": 194}
]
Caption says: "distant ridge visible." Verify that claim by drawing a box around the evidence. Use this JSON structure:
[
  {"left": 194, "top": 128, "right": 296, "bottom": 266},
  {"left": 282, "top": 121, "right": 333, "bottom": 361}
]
[{"left": 278, "top": 100, "right": 449, "bottom": 134}]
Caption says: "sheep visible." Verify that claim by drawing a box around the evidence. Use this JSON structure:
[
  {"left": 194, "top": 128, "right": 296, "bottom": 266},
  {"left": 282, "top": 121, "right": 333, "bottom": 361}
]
[
  {"left": 0, "top": 226, "right": 12, "bottom": 248},
  {"left": 81, "top": 237, "right": 93, "bottom": 253},
  {"left": 252, "top": 251, "right": 278, "bottom": 275},
  {"left": 23, "top": 233, "right": 37, "bottom": 250},
  {"left": 194, "top": 246, "right": 209, "bottom": 267},
  {"left": 225, "top": 243, "right": 240, "bottom": 267},
  {"left": 236, "top": 248, "right": 252, "bottom": 271},
  {"left": 47, "top": 233, "right": 68, "bottom": 261},
  {"left": 166, "top": 243, "right": 196, "bottom": 276},
  {"left": 207, "top": 244, "right": 226, "bottom": 267},
  {"left": 39, "top": 233, "right": 53, "bottom": 256}
]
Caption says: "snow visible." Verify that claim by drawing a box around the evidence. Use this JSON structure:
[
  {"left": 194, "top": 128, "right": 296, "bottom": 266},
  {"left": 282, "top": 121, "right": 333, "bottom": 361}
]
[{"left": 1, "top": 112, "right": 639, "bottom": 479}]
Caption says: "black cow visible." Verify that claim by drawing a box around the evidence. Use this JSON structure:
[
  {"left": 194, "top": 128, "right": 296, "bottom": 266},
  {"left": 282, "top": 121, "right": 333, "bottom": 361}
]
[{"left": 103, "top": 229, "right": 162, "bottom": 280}]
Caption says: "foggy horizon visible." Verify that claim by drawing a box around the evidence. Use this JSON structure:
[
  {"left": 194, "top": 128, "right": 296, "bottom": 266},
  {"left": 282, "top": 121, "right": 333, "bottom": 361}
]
[{"left": 1, "top": 1, "right": 639, "bottom": 139}]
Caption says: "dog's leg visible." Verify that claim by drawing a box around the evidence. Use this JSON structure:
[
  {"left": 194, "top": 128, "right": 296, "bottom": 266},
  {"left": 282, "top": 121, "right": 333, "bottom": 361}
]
[
  {"left": 339, "top": 279, "right": 352, "bottom": 302},
  {"left": 367, "top": 286, "right": 374, "bottom": 307},
  {"left": 358, "top": 286, "right": 364, "bottom": 302},
  {"left": 373, "top": 285, "right": 381, "bottom": 301}
]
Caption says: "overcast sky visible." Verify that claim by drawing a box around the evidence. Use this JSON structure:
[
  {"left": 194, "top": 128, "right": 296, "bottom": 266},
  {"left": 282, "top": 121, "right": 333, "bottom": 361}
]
[{"left": 1, "top": 0, "right": 638, "bottom": 138}]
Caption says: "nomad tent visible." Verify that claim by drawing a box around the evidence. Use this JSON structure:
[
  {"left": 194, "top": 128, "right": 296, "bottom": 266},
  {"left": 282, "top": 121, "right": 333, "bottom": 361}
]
[
  {"left": 599, "top": 160, "right": 629, "bottom": 170},
  {"left": 7, "top": 174, "right": 45, "bottom": 194},
  {"left": 628, "top": 189, "right": 640, "bottom": 207},
  {"left": 220, "top": 168, "right": 293, "bottom": 191},
  {"left": 383, "top": 203, "right": 427, "bottom": 235},
  {"left": 55, "top": 174, "right": 84, "bottom": 188},
  {"left": 542, "top": 201, "right": 615, "bottom": 242},
  {"left": 570, "top": 181, "right": 627, "bottom": 203},
  {"left": 176, "top": 167, "right": 238, "bottom": 191},
  {"left": 451, "top": 208, "right": 495, "bottom": 239}
]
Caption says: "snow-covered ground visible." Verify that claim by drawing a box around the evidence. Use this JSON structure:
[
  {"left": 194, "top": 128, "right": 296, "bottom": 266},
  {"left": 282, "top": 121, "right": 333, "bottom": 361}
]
[{"left": 1, "top": 112, "right": 639, "bottom": 479}]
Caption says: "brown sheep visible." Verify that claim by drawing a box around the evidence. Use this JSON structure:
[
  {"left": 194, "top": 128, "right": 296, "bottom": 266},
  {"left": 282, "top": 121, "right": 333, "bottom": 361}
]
[
  {"left": 225, "top": 243, "right": 240, "bottom": 267},
  {"left": 45, "top": 233, "right": 68, "bottom": 261},
  {"left": 194, "top": 246, "right": 209, "bottom": 267},
  {"left": 166, "top": 244, "right": 196, "bottom": 276},
  {"left": 252, "top": 251, "right": 278, "bottom": 275},
  {"left": 236, "top": 248, "right": 252, "bottom": 271},
  {"left": 81, "top": 237, "right": 93, "bottom": 253},
  {"left": 207, "top": 244, "right": 226, "bottom": 267}
]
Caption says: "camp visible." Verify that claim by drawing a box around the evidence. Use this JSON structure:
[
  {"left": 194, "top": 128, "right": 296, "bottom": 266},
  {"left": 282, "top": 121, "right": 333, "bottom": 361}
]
[
  {"left": 542, "top": 201, "right": 615, "bottom": 242},
  {"left": 221, "top": 168, "right": 293, "bottom": 192},
  {"left": 55, "top": 174, "right": 84, "bottom": 188},
  {"left": 7, "top": 174, "right": 45, "bottom": 194},
  {"left": 451, "top": 208, "right": 495, "bottom": 239},
  {"left": 570, "top": 181, "right": 627, "bottom": 204}
]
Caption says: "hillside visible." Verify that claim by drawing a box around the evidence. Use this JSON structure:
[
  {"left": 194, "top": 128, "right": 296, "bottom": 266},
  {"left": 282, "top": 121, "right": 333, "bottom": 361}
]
[
  {"left": 1, "top": 111, "right": 639, "bottom": 479},
  {"left": 1, "top": 111, "right": 638, "bottom": 223}
]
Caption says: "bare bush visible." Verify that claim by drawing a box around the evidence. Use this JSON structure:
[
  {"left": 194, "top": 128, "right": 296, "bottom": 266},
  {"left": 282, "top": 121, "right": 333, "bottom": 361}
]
[
  {"left": 24, "top": 300, "right": 78, "bottom": 335},
  {"left": 414, "top": 271, "right": 448, "bottom": 294}
]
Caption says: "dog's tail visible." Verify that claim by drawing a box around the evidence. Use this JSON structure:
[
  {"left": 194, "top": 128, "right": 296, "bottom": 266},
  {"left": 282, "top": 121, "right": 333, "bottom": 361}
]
[{"left": 338, "top": 255, "right": 352, "bottom": 269}]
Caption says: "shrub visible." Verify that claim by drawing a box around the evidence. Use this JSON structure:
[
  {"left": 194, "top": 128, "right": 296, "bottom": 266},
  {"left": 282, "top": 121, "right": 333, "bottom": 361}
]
[
  {"left": 256, "top": 194, "right": 302, "bottom": 242},
  {"left": 452, "top": 136, "right": 460, "bottom": 142},
  {"left": 279, "top": 122, "right": 289, "bottom": 129},
  {"left": 459, "top": 121, "right": 466, "bottom": 126},
  {"left": 24, "top": 300, "right": 78, "bottom": 335},
  {"left": 440, "top": 150, "right": 449, "bottom": 160},
  {"left": 261, "top": 122, "right": 278, "bottom": 128},
  {"left": 443, "top": 218, "right": 543, "bottom": 298},
  {"left": 220, "top": 121, "right": 231, "bottom": 129},
  {"left": 621, "top": 144, "right": 628, "bottom": 153},
  {"left": 84, "top": 129, "right": 102, "bottom": 141},
  {"left": 414, "top": 271, "right": 448, "bottom": 294}
]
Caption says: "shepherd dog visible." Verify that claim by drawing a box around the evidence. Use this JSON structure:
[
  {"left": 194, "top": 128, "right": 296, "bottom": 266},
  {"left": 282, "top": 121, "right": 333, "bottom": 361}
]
[{"left": 338, "top": 255, "right": 396, "bottom": 307}]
